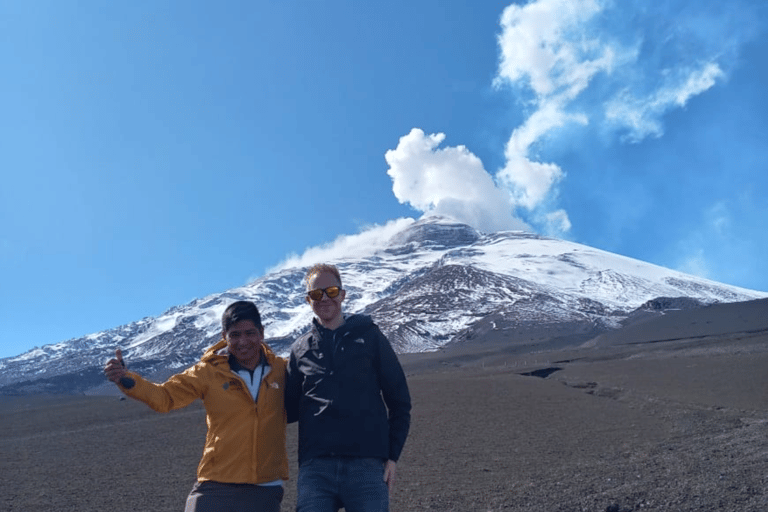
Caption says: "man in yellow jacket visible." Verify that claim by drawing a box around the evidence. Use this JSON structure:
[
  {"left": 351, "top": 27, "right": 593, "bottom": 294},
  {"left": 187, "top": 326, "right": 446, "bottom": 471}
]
[{"left": 104, "top": 300, "right": 288, "bottom": 512}]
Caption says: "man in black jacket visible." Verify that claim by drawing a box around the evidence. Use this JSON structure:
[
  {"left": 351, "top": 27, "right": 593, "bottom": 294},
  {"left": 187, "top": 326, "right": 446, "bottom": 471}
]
[{"left": 286, "top": 263, "right": 411, "bottom": 512}]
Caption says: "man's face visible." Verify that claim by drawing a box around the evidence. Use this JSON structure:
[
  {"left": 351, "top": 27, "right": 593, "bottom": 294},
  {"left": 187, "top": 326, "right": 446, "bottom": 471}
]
[
  {"left": 306, "top": 271, "right": 345, "bottom": 327},
  {"left": 225, "top": 319, "right": 263, "bottom": 368}
]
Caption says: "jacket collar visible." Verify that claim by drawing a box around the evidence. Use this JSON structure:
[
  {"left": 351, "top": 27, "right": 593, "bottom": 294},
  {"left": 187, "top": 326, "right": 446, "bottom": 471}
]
[
  {"left": 308, "top": 314, "right": 374, "bottom": 349},
  {"left": 202, "top": 338, "right": 277, "bottom": 367}
]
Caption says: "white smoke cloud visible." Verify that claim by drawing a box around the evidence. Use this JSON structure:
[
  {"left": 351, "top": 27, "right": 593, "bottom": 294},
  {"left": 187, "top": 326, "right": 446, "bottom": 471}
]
[
  {"left": 676, "top": 248, "right": 712, "bottom": 281},
  {"left": 673, "top": 202, "right": 734, "bottom": 281},
  {"left": 270, "top": 218, "right": 415, "bottom": 272},
  {"left": 273, "top": 0, "right": 759, "bottom": 273},
  {"left": 494, "top": 0, "right": 614, "bottom": 100},
  {"left": 384, "top": 128, "right": 529, "bottom": 233},
  {"left": 542, "top": 209, "right": 572, "bottom": 237},
  {"left": 707, "top": 202, "right": 731, "bottom": 236},
  {"left": 605, "top": 62, "right": 725, "bottom": 142},
  {"left": 387, "top": 0, "right": 749, "bottom": 238},
  {"left": 493, "top": 0, "right": 624, "bottom": 222}
]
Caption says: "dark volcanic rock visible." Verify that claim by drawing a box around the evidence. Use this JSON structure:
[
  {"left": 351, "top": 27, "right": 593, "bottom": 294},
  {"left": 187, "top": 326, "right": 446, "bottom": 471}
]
[{"left": 387, "top": 216, "right": 481, "bottom": 249}]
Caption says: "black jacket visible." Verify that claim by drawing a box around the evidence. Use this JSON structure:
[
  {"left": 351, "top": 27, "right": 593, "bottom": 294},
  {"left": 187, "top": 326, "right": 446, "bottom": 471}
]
[{"left": 286, "top": 314, "right": 411, "bottom": 465}]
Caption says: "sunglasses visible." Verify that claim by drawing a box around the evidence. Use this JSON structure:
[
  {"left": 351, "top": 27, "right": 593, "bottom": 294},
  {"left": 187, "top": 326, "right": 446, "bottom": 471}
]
[{"left": 307, "top": 286, "right": 342, "bottom": 301}]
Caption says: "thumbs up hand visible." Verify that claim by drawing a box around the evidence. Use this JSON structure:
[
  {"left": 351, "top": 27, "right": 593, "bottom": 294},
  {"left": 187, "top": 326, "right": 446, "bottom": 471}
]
[{"left": 104, "top": 348, "right": 127, "bottom": 384}]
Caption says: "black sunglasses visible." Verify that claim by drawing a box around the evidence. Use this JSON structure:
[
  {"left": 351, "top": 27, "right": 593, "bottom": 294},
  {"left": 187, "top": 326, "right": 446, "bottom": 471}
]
[{"left": 307, "top": 286, "right": 342, "bottom": 301}]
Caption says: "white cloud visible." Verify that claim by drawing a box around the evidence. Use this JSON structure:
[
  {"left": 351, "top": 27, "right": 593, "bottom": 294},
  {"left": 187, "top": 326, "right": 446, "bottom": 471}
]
[
  {"left": 493, "top": 0, "right": 618, "bottom": 221},
  {"left": 706, "top": 202, "right": 731, "bottom": 236},
  {"left": 270, "top": 218, "right": 416, "bottom": 272},
  {"left": 495, "top": 0, "right": 612, "bottom": 100},
  {"left": 673, "top": 202, "right": 735, "bottom": 281},
  {"left": 605, "top": 62, "right": 724, "bottom": 142},
  {"left": 671, "top": 63, "right": 724, "bottom": 107},
  {"left": 283, "top": 0, "right": 757, "bottom": 273},
  {"left": 384, "top": 128, "right": 529, "bottom": 233},
  {"left": 676, "top": 248, "right": 712, "bottom": 280},
  {"left": 542, "top": 209, "right": 572, "bottom": 237},
  {"left": 496, "top": 101, "right": 586, "bottom": 210},
  {"left": 485, "top": 0, "right": 754, "bottom": 242},
  {"left": 498, "top": 154, "right": 564, "bottom": 211},
  {"left": 378, "top": 1, "right": 750, "bottom": 244}
]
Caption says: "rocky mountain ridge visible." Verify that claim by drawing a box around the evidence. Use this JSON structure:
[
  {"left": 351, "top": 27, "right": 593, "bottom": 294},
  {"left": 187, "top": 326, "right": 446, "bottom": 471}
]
[{"left": 2, "top": 216, "right": 765, "bottom": 394}]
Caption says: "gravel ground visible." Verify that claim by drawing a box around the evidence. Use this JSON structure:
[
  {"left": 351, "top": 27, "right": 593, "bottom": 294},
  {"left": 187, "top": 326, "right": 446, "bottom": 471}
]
[{"left": 1, "top": 331, "right": 766, "bottom": 512}]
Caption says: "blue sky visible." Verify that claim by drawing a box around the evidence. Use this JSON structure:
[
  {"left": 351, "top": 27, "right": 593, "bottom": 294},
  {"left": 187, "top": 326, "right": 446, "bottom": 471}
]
[{"left": 2, "top": 0, "right": 767, "bottom": 359}]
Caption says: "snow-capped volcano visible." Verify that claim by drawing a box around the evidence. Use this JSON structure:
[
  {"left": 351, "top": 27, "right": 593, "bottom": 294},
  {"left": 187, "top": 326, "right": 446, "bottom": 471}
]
[{"left": 1, "top": 217, "right": 765, "bottom": 394}]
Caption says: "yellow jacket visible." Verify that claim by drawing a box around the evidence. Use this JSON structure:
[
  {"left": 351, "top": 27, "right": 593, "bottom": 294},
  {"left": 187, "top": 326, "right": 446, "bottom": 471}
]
[{"left": 119, "top": 340, "right": 288, "bottom": 484}]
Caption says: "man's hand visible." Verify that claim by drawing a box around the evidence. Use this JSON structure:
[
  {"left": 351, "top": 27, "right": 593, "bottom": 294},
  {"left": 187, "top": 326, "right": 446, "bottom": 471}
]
[
  {"left": 383, "top": 459, "right": 397, "bottom": 492},
  {"left": 104, "top": 349, "right": 127, "bottom": 384}
]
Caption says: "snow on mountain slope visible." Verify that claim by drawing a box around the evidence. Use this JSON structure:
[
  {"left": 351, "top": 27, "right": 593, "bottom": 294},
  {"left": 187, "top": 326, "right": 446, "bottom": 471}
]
[{"left": 1, "top": 216, "right": 765, "bottom": 393}]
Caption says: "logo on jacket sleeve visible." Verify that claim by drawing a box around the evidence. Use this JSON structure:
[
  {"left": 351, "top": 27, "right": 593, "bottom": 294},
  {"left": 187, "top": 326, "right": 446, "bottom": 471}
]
[
  {"left": 223, "top": 380, "right": 240, "bottom": 390},
  {"left": 353, "top": 338, "right": 365, "bottom": 344}
]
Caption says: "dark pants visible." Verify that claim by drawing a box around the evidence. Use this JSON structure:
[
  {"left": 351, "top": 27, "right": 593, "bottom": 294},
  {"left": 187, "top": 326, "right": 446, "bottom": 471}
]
[
  {"left": 296, "top": 457, "right": 389, "bottom": 512},
  {"left": 184, "top": 481, "right": 283, "bottom": 512}
]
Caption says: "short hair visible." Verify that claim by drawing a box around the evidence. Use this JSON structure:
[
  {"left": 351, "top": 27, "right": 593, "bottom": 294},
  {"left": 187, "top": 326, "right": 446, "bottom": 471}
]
[
  {"left": 222, "top": 301, "right": 263, "bottom": 334},
  {"left": 305, "top": 263, "right": 342, "bottom": 290}
]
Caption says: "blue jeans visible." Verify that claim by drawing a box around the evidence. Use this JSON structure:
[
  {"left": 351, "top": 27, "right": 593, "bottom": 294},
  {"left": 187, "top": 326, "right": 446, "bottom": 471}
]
[{"left": 297, "top": 457, "right": 389, "bottom": 512}]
